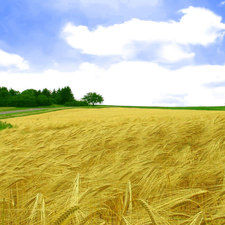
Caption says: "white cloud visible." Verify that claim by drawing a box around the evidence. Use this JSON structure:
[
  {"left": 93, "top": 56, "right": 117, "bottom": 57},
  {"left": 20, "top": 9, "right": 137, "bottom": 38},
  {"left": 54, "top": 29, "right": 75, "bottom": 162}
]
[
  {"left": 220, "top": 1, "right": 225, "bottom": 6},
  {"left": 1, "top": 61, "right": 225, "bottom": 107},
  {"left": 177, "top": 6, "right": 225, "bottom": 45},
  {"left": 159, "top": 43, "right": 195, "bottom": 62},
  {"left": 61, "top": 6, "right": 225, "bottom": 62},
  {"left": 0, "top": 49, "right": 29, "bottom": 70}
]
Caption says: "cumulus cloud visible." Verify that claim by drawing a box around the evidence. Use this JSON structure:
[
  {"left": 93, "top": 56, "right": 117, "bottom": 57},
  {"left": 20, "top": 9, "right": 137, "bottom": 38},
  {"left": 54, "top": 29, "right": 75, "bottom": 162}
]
[
  {"left": 0, "top": 49, "right": 29, "bottom": 70},
  {"left": 61, "top": 6, "right": 225, "bottom": 62},
  {"left": 177, "top": 6, "right": 225, "bottom": 45}
]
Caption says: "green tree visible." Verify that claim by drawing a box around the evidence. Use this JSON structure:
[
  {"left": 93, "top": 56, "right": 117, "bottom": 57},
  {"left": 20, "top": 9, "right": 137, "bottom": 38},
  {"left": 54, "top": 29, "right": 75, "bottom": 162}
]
[
  {"left": 19, "top": 89, "right": 38, "bottom": 107},
  {"left": 51, "top": 89, "right": 57, "bottom": 98},
  {"left": 21, "top": 89, "right": 38, "bottom": 97},
  {"left": 53, "top": 86, "right": 75, "bottom": 105},
  {"left": 82, "top": 92, "right": 104, "bottom": 106},
  {"left": 42, "top": 88, "right": 51, "bottom": 98},
  {"left": 37, "top": 94, "right": 51, "bottom": 106},
  {"left": 0, "top": 87, "right": 10, "bottom": 98},
  {"left": 0, "top": 87, "right": 10, "bottom": 106},
  {"left": 50, "top": 89, "right": 57, "bottom": 104},
  {"left": 55, "top": 88, "right": 63, "bottom": 105},
  {"left": 60, "top": 86, "right": 75, "bottom": 104},
  {"left": 7, "top": 95, "right": 19, "bottom": 107},
  {"left": 16, "top": 94, "right": 38, "bottom": 107},
  {"left": 9, "top": 88, "right": 20, "bottom": 97},
  {"left": 36, "top": 89, "right": 42, "bottom": 97}
]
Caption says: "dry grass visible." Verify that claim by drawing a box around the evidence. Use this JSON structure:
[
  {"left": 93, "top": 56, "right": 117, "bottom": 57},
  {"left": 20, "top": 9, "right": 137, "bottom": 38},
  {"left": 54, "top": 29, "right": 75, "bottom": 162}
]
[{"left": 0, "top": 107, "right": 225, "bottom": 224}]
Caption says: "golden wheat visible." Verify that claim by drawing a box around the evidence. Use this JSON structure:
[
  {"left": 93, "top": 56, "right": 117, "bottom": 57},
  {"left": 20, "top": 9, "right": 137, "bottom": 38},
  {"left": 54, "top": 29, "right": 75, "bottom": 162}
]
[{"left": 0, "top": 108, "right": 225, "bottom": 224}]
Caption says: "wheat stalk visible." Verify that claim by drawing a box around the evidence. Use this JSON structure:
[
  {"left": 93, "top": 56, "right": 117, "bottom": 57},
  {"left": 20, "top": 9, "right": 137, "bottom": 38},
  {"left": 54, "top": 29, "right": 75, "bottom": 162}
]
[
  {"left": 65, "top": 173, "right": 81, "bottom": 208},
  {"left": 91, "top": 184, "right": 111, "bottom": 197},
  {"left": 10, "top": 188, "right": 15, "bottom": 207},
  {"left": 189, "top": 211, "right": 204, "bottom": 225},
  {"left": 28, "top": 193, "right": 41, "bottom": 224},
  {"left": 78, "top": 207, "right": 121, "bottom": 225},
  {"left": 157, "top": 190, "right": 209, "bottom": 210},
  {"left": 28, "top": 193, "right": 46, "bottom": 224},
  {"left": 223, "top": 168, "right": 225, "bottom": 187},
  {"left": 138, "top": 199, "right": 170, "bottom": 225},
  {"left": 41, "top": 197, "right": 46, "bottom": 225},
  {"left": 2, "top": 198, "right": 5, "bottom": 225},
  {"left": 122, "top": 180, "right": 132, "bottom": 215},
  {"left": 170, "top": 199, "right": 200, "bottom": 210},
  {"left": 122, "top": 215, "right": 132, "bottom": 225}
]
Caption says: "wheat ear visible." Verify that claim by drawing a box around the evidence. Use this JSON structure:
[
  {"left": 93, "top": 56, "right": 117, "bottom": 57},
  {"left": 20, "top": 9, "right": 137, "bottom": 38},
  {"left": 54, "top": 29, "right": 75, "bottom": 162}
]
[
  {"left": 70, "top": 173, "right": 79, "bottom": 206},
  {"left": 2, "top": 198, "right": 5, "bottom": 225},
  {"left": 122, "top": 180, "right": 132, "bottom": 215},
  {"left": 138, "top": 199, "right": 158, "bottom": 225},
  {"left": 41, "top": 197, "right": 46, "bottom": 225},
  {"left": 53, "top": 205, "right": 80, "bottom": 225},
  {"left": 139, "top": 199, "right": 170, "bottom": 225}
]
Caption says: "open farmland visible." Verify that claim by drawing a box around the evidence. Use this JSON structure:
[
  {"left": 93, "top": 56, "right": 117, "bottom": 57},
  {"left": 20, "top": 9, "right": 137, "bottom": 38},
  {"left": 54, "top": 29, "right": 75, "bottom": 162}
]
[{"left": 1, "top": 108, "right": 225, "bottom": 224}]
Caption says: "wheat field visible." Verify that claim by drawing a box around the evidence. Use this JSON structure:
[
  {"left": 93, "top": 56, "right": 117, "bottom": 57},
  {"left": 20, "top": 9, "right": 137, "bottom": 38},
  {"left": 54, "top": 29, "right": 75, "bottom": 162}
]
[{"left": 1, "top": 107, "right": 225, "bottom": 224}]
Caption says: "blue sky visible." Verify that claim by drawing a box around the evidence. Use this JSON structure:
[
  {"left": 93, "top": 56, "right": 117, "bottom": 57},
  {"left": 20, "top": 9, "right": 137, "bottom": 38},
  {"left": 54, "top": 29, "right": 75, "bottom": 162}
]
[{"left": 1, "top": 0, "right": 225, "bottom": 106}]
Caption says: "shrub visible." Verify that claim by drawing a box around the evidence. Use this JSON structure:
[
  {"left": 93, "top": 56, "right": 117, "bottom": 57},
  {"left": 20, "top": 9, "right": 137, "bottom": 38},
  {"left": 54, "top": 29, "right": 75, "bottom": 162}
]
[{"left": 0, "top": 121, "right": 13, "bottom": 131}]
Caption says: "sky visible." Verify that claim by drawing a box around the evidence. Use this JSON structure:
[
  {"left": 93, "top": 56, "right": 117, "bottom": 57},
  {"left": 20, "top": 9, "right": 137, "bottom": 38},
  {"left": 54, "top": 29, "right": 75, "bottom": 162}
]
[{"left": 1, "top": 0, "right": 225, "bottom": 106}]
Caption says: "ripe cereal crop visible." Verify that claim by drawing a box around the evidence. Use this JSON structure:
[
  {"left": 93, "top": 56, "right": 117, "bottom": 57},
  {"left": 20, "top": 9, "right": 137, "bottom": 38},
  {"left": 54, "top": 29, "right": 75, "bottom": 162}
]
[{"left": 0, "top": 107, "right": 225, "bottom": 224}]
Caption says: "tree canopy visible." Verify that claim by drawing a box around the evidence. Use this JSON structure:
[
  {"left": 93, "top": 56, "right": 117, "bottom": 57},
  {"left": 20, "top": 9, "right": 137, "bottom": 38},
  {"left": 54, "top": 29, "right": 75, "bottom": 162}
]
[
  {"left": 0, "top": 86, "right": 104, "bottom": 107},
  {"left": 82, "top": 92, "right": 104, "bottom": 106}
]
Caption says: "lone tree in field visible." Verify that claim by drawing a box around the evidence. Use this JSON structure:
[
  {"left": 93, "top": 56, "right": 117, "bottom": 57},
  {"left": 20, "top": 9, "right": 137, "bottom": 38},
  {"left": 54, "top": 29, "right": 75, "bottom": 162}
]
[{"left": 82, "top": 92, "right": 104, "bottom": 106}]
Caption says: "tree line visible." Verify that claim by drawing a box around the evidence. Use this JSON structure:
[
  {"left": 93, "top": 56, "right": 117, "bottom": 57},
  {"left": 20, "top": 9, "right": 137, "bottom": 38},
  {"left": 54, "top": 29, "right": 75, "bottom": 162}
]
[{"left": 0, "top": 86, "right": 104, "bottom": 107}]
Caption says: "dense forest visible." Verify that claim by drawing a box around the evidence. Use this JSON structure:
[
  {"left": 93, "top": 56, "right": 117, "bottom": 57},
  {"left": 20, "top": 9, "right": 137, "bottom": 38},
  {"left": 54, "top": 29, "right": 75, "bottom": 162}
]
[{"left": 0, "top": 86, "right": 89, "bottom": 107}]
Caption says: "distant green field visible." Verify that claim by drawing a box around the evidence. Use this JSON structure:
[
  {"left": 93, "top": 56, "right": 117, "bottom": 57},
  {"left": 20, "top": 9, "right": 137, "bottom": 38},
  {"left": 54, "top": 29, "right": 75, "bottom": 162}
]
[
  {"left": 0, "top": 105, "right": 225, "bottom": 120},
  {"left": 0, "top": 105, "right": 67, "bottom": 112},
  {"left": 0, "top": 107, "right": 73, "bottom": 120},
  {"left": 98, "top": 105, "right": 225, "bottom": 111}
]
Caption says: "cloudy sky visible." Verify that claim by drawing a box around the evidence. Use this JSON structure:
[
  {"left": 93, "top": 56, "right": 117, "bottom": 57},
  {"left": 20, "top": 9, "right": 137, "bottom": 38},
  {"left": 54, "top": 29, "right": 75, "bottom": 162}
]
[{"left": 1, "top": 0, "right": 225, "bottom": 106}]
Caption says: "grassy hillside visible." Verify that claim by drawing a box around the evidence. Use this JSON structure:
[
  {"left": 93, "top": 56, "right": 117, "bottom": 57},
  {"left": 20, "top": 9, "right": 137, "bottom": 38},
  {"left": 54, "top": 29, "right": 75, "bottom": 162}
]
[{"left": 0, "top": 108, "right": 225, "bottom": 224}]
